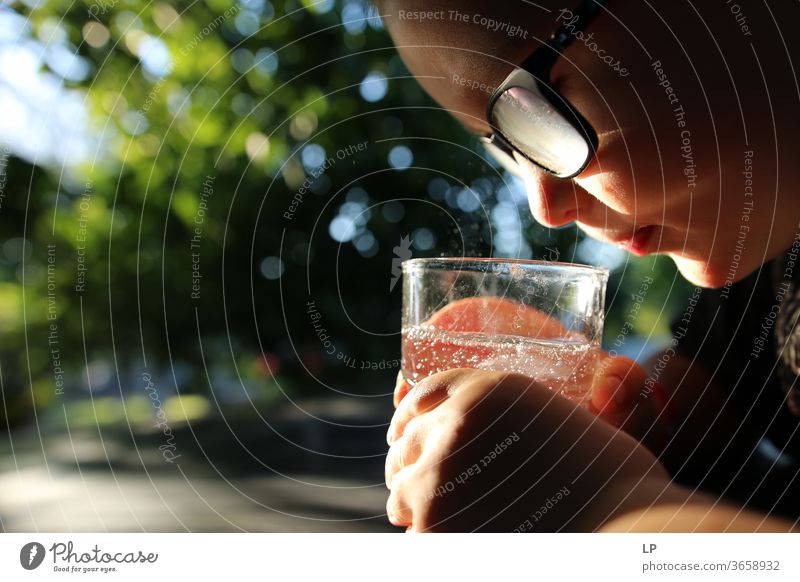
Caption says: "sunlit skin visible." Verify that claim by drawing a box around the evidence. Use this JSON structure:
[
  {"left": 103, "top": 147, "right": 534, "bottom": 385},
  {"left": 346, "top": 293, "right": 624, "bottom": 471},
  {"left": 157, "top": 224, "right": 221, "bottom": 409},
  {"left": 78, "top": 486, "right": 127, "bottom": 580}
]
[{"left": 378, "top": 0, "right": 800, "bottom": 531}]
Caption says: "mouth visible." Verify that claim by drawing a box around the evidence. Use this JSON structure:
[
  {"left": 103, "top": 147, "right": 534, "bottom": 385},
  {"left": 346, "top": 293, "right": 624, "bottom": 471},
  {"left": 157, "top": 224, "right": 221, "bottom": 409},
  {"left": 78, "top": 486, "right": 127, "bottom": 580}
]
[
  {"left": 574, "top": 222, "right": 661, "bottom": 256},
  {"left": 623, "top": 225, "right": 657, "bottom": 256}
]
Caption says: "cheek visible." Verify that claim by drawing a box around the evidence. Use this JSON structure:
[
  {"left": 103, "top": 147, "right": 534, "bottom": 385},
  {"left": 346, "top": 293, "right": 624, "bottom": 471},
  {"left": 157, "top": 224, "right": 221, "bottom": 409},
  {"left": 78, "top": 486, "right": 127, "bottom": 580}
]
[
  {"left": 575, "top": 171, "right": 648, "bottom": 218},
  {"left": 576, "top": 128, "right": 689, "bottom": 222}
]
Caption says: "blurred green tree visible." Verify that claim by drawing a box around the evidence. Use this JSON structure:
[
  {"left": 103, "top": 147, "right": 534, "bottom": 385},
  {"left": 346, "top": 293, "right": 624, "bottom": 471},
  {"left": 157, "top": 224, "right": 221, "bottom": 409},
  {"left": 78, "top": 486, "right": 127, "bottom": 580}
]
[{"left": 0, "top": 0, "right": 689, "bottom": 428}]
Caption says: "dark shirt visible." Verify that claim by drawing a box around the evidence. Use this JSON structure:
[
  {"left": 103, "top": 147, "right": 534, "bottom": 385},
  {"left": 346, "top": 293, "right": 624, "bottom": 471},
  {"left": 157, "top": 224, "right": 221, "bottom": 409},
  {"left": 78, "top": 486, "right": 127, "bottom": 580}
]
[{"left": 671, "top": 250, "right": 800, "bottom": 518}]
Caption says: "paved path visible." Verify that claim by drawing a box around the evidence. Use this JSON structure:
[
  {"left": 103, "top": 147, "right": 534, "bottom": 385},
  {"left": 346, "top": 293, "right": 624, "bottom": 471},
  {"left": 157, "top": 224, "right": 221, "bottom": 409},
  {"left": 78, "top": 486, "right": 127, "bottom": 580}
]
[{"left": 0, "top": 399, "right": 398, "bottom": 532}]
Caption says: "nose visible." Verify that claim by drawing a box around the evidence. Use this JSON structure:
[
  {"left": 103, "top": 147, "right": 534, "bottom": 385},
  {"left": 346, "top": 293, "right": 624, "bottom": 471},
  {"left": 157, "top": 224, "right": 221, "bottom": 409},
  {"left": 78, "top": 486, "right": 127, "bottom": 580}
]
[{"left": 515, "top": 153, "right": 580, "bottom": 227}]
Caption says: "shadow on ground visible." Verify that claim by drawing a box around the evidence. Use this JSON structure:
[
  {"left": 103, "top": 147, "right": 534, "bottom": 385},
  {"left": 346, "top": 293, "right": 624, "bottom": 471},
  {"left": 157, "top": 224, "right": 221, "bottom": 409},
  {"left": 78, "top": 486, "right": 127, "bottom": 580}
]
[{"left": 0, "top": 397, "right": 399, "bottom": 532}]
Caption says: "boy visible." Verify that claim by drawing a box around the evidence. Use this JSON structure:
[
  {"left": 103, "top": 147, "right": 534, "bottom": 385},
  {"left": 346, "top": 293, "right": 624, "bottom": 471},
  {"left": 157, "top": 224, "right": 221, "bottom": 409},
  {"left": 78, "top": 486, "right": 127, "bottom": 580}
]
[{"left": 380, "top": 0, "right": 800, "bottom": 531}]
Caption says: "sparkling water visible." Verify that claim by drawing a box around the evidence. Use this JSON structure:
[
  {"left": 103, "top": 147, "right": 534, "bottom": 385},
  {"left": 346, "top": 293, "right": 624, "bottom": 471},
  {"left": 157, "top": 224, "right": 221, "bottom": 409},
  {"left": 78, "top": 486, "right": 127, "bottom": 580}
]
[{"left": 402, "top": 326, "right": 598, "bottom": 404}]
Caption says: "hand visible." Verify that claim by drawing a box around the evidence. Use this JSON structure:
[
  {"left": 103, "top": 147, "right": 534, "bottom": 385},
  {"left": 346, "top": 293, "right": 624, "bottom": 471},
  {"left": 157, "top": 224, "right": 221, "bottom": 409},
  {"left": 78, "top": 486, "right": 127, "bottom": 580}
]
[
  {"left": 588, "top": 354, "right": 673, "bottom": 455},
  {"left": 395, "top": 295, "right": 672, "bottom": 453},
  {"left": 394, "top": 353, "right": 673, "bottom": 454},
  {"left": 385, "top": 368, "right": 670, "bottom": 532}
]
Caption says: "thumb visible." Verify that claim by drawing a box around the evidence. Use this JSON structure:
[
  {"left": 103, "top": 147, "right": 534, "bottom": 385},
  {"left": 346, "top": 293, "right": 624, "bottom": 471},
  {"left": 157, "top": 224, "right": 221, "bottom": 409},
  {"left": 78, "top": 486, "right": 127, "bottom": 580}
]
[{"left": 590, "top": 354, "right": 648, "bottom": 417}]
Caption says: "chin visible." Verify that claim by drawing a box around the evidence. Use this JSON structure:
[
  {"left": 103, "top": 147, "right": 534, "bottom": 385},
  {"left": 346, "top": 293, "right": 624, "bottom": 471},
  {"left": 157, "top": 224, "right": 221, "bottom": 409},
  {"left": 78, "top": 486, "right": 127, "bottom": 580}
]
[{"left": 671, "top": 254, "right": 758, "bottom": 289}]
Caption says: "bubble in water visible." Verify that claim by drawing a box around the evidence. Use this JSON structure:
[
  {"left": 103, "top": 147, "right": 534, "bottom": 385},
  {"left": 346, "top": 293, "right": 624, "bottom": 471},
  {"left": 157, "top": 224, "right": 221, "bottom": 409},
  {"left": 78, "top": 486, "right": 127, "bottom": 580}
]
[{"left": 401, "top": 326, "right": 597, "bottom": 405}]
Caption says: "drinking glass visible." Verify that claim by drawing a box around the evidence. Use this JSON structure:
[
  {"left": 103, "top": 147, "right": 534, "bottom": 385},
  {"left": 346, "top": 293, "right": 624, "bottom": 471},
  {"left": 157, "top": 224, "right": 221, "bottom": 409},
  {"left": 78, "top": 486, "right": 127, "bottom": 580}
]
[{"left": 401, "top": 258, "right": 608, "bottom": 405}]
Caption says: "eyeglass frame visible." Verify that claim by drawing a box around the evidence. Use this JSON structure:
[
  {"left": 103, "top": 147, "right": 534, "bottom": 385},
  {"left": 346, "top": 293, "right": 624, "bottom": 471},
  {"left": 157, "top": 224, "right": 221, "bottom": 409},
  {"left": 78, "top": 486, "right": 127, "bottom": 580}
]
[{"left": 482, "top": 0, "right": 607, "bottom": 180}]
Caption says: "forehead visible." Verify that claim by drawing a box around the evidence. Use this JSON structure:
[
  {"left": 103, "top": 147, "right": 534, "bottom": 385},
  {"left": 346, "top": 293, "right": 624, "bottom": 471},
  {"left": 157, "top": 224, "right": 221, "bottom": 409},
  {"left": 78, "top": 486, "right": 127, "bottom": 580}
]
[{"left": 379, "top": 1, "right": 550, "bottom": 133}]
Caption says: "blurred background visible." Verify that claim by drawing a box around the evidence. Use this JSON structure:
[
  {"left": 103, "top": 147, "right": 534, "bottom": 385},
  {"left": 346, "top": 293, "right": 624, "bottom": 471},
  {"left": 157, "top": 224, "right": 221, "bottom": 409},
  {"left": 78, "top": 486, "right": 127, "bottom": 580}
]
[{"left": 0, "top": 0, "right": 690, "bottom": 531}]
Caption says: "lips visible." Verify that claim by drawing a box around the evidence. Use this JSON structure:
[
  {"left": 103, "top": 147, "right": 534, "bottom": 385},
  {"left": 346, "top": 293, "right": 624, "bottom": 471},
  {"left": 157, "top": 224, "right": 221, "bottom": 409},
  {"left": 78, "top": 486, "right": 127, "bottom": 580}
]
[
  {"left": 625, "top": 225, "right": 656, "bottom": 256},
  {"left": 574, "top": 222, "right": 660, "bottom": 256}
]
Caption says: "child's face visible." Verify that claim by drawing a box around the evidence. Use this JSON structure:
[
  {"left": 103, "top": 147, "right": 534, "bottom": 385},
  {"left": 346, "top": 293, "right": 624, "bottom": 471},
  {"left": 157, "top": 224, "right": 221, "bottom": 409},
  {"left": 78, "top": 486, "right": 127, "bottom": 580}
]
[{"left": 381, "top": 0, "right": 798, "bottom": 288}]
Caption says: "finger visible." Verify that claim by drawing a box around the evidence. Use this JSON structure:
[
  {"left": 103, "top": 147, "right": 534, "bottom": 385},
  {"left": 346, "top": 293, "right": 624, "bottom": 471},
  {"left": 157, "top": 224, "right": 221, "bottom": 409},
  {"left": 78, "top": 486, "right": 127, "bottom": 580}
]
[
  {"left": 387, "top": 368, "right": 476, "bottom": 445},
  {"left": 394, "top": 371, "right": 411, "bottom": 408},
  {"left": 386, "top": 467, "right": 415, "bottom": 527},
  {"left": 590, "top": 354, "right": 648, "bottom": 418},
  {"left": 385, "top": 418, "right": 427, "bottom": 488}
]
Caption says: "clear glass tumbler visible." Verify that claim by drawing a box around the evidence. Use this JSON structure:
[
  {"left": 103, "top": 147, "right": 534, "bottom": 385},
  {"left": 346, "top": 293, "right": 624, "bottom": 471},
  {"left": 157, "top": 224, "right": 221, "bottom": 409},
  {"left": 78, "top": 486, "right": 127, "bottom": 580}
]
[{"left": 401, "top": 258, "right": 608, "bottom": 405}]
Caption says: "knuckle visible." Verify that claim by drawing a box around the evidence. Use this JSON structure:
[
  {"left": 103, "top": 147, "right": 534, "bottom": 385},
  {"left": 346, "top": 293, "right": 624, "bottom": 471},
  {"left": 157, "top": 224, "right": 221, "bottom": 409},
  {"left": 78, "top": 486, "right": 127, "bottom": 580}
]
[
  {"left": 409, "top": 369, "right": 465, "bottom": 410},
  {"left": 466, "top": 370, "right": 535, "bottom": 399},
  {"left": 403, "top": 415, "right": 424, "bottom": 437}
]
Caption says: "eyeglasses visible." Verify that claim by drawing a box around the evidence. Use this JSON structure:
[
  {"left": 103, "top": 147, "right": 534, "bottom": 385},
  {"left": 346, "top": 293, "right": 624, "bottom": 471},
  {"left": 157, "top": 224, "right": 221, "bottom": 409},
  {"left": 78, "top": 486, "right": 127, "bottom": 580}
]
[{"left": 483, "top": 0, "right": 606, "bottom": 179}]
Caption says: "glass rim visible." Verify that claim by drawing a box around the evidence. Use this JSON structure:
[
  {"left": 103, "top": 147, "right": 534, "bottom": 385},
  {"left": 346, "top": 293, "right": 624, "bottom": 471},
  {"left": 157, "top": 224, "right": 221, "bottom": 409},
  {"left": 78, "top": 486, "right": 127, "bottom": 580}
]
[{"left": 401, "top": 257, "right": 609, "bottom": 278}]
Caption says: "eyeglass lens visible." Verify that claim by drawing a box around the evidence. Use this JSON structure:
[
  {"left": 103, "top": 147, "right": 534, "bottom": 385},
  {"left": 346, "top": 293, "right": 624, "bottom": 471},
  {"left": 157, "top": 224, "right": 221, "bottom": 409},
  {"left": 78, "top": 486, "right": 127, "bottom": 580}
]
[{"left": 491, "top": 86, "right": 591, "bottom": 178}]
